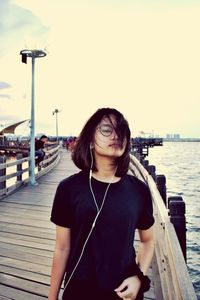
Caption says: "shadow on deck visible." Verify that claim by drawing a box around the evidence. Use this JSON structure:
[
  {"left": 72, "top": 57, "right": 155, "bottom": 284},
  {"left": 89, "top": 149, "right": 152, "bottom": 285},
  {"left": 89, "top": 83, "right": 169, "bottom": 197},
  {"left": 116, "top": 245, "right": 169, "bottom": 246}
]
[{"left": 0, "top": 150, "right": 155, "bottom": 299}]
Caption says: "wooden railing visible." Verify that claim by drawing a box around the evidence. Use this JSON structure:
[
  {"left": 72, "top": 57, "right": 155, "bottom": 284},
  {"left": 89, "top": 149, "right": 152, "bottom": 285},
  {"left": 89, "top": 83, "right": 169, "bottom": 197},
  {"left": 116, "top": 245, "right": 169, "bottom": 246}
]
[
  {"left": 129, "top": 154, "right": 197, "bottom": 300},
  {"left": 0, "top": 145, "right": 60, "bottom": 199}
]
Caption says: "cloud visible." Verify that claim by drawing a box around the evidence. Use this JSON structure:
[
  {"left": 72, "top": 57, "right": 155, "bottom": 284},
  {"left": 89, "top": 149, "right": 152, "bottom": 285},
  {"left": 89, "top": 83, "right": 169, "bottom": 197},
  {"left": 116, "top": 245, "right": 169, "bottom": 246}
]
[
  {"left": 0, "top": 113, "right": 19, "bottom": 124},
  {"left": 0, "top": 81, "right": 11, "bottom": 89},
  {"left": 0, "top": 94, "right": 11, "bottom": 99},
  {"left": 0, "top": 82, "right": 11, "bottom": 99},
  {"left": 0, "top": 0, "right": 49, "bottom": 57}
]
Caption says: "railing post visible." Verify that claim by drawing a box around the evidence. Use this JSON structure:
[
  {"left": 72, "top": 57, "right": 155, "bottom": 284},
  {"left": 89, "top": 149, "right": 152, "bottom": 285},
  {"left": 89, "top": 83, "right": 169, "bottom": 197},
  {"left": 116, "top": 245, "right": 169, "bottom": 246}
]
[
  {"left": 16, "top": 153, "right": 23, "bottom": 182},
  {"left": 0, "top": 156, "right": 6, "bottom": 190},
  {"left": 38, "top": 163, "right": 42, "bottom": 171},
  {"left": 28, "top": 158, "right": 31, "bottom": 178},
  {"left": 156, "top": 175, "right": 167, "bottom": 206},
  {"left": 168, "top": 196, "right": 187, "bottom": 262},
  {"left": 148, "top": 165, "right": 156, "bottom": 182}
]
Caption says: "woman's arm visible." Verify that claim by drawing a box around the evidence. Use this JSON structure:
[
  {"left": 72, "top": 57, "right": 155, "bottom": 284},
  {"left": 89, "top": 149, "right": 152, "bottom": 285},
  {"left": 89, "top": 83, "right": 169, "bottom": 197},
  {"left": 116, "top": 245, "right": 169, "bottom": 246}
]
[
  {"left": 136, "top": 225, "right": 154, "bottom": 274},
  {"left": 115, "top": 226, "right": 154, "bottom": 299},
  {"left": 48, "top": 225, "right": 71, "bottom": 300}
]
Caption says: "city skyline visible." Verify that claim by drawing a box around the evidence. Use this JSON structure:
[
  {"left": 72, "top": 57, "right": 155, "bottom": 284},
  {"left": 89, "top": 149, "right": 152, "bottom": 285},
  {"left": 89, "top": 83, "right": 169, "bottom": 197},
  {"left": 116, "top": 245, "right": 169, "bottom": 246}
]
[{"left": 0, "top": 0, "right": 200, "bottom": 138}]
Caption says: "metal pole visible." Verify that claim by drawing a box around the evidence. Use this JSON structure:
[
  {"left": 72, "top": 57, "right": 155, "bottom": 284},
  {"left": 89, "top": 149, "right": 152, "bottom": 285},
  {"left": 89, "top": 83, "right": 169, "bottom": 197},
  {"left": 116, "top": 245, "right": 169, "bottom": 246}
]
[
  {"left": 20, "top": 49, "right": 46, "bottom": 186},
  {"left": 53, "top": 109, "right": 60, "bottom": 143},
  {"left": 56, "top": 112, "right": 58, "bottom": 142},
  {"left": 30, "top": 56, "right": 36, "bottom": 185}
]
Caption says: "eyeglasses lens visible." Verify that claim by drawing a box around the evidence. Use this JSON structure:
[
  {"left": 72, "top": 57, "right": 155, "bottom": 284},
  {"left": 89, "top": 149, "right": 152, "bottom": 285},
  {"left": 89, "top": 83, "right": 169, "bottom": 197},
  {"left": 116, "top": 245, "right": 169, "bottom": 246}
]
[{"left": 99, "top": 125, "right": 113, "bottom": 137}]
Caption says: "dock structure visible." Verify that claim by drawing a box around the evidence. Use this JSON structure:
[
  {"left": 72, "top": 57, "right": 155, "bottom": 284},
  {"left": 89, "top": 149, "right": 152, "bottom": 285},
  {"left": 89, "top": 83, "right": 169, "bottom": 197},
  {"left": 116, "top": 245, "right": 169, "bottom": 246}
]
[
  {"left": 0, "top": 150, "right": 155, "bottom": 300},
  {"left": 0, "top": 150, "right": 197, "bottom": 299},
  {"left": 131, "top": 137, "right": 163, "bottom": 160}
]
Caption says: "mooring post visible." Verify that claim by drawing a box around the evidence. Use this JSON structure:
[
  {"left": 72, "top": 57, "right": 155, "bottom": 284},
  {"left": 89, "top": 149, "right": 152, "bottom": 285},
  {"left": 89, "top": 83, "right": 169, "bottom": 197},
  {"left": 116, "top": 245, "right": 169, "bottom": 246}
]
[
  {"left": 0, "top": 156, "right": 6, "bottom": 190},
  {"left": 156, "top": 174, "right": 167, "bottom": 206},
  {"left": 142, "top": 159, "right": 149, "bottom": 172},
  {"left": 134, "top": 152, "right": 141, "bottom": 162},
  {"left": 148, "top": 165, "right": 156, "bottom": 182},
  {"left": 16, "top": 153, "right": 23, "bottom": 182},
  {"left": 168, "top": 196, "right": 187, "bottom": 262}
]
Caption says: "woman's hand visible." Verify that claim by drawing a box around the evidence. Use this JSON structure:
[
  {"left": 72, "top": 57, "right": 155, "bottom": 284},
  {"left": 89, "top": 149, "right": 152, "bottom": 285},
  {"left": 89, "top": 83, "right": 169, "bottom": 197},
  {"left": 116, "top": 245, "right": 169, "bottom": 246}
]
[{"left": 114, "top": 276, "right": 141, "bottom": 300}]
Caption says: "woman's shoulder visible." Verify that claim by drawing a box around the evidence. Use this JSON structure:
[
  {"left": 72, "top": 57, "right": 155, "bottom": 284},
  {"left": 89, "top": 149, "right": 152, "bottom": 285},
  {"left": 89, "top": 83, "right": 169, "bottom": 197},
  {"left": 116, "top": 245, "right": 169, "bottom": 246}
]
[
  {"left": 126, "top": 173, "right": 144, "bottom": 184},
  {"left": 125, "top": 174, "right": 149, "bottom": 191},
  {"left": 125, "top": 174, "right": 152, "bottom": 206},
  {"left": 58, "top": 170, "right": 87, "bottom": 189}
]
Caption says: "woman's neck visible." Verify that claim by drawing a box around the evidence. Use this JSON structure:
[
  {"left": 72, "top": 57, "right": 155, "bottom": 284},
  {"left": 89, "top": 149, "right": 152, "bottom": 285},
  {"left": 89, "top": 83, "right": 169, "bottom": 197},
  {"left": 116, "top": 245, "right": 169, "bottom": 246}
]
[{"left": 92, "top": 158, "right": 119, "bottom": 183}]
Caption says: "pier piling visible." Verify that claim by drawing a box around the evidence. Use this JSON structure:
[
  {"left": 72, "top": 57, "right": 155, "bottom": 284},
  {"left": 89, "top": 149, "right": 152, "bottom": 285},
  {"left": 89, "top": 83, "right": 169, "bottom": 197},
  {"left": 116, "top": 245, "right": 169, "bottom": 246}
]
[
  {"left": 142, "top": 159, "right": 149, "bottom": 171},
  {"left": 148, "top": 165, "right": 156, "bottom": 182},
  {"left": 168, "top": 196, "right": 187, "bottom": 262},
  {"left": 156, "top": 175, "right": 167, "bottom": 206}
]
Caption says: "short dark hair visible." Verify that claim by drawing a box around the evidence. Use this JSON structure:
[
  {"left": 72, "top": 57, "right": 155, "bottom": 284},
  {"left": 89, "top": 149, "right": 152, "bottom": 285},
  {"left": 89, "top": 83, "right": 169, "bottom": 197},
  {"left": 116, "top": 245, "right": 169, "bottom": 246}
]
[
  {"left": 40, "top": 135, "right": 48, "bottom": 140},
  {"left": 72, "top": 108, "right": 131, "bottom": 177}
]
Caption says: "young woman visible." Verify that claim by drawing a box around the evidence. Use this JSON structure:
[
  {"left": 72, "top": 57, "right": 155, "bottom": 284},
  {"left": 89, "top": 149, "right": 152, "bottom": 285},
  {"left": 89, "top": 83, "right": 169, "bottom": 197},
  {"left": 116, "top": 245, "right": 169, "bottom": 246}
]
[{"left": 49, "top": 108, "right": 154, "bottom": 300}]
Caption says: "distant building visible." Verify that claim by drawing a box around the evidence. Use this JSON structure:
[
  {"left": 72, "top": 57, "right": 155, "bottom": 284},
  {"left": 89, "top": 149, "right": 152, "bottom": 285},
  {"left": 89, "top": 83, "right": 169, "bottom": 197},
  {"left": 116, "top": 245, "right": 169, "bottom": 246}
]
[
  {"left": 174, "top": 134, "right": 180, "bottom": 139},
  {"left": 166, "top": 133, "right": 181, "bottom": 140},
  {"left": 166, "top": 134, "right": 172, "bottom": 139}
]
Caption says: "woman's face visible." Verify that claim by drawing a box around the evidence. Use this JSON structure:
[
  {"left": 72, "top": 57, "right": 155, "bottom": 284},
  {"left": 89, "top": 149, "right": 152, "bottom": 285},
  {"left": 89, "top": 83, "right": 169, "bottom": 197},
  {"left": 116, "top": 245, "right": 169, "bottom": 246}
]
[{"left": 92, "top": 114, "right": 127, "bottom": 158}]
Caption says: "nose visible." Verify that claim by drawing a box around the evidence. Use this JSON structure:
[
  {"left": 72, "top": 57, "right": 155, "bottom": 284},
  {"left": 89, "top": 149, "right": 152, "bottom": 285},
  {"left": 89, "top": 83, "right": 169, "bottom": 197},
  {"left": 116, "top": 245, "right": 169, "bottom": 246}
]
[{"left": 110, "top": 129, "right": 118, "bottom": 139}]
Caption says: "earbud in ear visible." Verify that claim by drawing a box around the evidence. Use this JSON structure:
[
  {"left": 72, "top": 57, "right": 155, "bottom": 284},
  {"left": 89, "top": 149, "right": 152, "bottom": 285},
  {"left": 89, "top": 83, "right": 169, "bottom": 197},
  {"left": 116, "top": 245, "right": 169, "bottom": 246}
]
[{"left": 90, "top": 143, "right": 93, "bottom": 149}]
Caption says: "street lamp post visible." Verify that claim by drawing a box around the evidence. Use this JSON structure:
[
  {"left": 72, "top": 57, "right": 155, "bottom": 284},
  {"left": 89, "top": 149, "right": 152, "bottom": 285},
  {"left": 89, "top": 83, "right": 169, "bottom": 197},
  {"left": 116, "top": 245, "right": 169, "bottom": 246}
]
[
  {"left": 20, "top": 49, "right": 46, "bottom": 186},
  {"left": 52, "top": 109, "right": 61, "bottom": 142}
]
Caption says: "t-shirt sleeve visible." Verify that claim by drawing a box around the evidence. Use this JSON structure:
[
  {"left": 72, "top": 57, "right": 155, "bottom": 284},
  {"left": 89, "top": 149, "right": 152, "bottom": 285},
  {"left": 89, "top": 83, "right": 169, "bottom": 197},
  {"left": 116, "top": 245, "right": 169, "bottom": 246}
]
[
  {"left": 136, "top": 183, "right": 155, "bottom": 230},
  {"left": 50, "top": 180, "right": 72, "bottom": 228}
]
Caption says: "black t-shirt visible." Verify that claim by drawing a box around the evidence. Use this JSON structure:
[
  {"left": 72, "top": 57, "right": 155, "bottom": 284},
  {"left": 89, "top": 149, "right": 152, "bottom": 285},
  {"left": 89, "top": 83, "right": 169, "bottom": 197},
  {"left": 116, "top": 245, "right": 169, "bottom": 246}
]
[
  {"left": 35, "top": 140, "right": 45, "bottom": 151},
  {"left": 50, "top": 171, "right": 154, "bottom": 290}
]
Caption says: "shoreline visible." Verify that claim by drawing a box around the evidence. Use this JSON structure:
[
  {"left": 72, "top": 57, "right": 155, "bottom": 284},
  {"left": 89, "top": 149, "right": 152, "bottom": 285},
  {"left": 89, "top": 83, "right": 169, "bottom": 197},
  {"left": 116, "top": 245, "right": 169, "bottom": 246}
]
[{"left": 163, "top": 138, "right": 200, "bottom": 142}]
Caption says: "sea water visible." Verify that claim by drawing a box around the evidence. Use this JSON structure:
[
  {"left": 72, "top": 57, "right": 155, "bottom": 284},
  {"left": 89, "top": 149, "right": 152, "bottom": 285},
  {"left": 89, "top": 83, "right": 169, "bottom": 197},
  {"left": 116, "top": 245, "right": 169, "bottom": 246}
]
[{"left": 148, "top": 141, "right": 200, "bottom": 299}]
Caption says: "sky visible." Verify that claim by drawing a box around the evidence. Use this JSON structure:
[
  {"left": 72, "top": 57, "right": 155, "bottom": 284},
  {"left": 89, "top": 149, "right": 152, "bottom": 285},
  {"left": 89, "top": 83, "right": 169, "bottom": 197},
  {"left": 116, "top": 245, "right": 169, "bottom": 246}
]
[{"left": 0, "top": 0, "right": 200, "bottom": 138}]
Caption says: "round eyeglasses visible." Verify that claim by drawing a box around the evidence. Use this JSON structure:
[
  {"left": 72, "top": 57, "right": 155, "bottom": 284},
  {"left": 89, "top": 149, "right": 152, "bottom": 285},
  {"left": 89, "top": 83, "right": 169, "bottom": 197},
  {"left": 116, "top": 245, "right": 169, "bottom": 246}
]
[{"left": 97, "top": 124, "right": 115, "bottom": 137}]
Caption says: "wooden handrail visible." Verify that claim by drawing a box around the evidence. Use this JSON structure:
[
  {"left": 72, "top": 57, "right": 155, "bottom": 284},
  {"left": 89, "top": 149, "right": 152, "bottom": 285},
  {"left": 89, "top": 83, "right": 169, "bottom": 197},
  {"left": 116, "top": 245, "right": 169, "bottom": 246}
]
[
  {"left": 129, "top": 154, "right": 197, "bottom": 300},
  {"left": 0, "top": 146, "right": 61, "bottom": 198},
  {"left": 0, "top": 170, "right": 28, "bottom": 182},
  {"left": 0, "top": 157, "right": 30, "bottom": 170}
]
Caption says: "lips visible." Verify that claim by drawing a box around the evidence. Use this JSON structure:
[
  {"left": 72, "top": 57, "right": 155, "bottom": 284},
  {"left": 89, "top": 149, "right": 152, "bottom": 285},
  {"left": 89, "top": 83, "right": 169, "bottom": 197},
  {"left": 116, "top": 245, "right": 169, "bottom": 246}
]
[{"left": 109, "top": 143, "right": 120, "bottom": 147}]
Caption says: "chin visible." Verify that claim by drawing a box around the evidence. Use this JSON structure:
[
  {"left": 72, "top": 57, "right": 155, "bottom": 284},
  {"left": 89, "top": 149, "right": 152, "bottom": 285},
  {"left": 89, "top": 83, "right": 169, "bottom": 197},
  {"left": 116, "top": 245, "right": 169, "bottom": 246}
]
[{"left": 109, "top": 149, "right": 124, "bottom": 157}]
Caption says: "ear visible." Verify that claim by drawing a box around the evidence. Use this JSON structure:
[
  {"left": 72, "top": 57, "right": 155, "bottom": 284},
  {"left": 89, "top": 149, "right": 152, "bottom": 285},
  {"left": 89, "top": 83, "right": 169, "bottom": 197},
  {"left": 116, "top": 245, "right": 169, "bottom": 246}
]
[{"left": 90, "top": 143, "right": 93, "bottom": 149}]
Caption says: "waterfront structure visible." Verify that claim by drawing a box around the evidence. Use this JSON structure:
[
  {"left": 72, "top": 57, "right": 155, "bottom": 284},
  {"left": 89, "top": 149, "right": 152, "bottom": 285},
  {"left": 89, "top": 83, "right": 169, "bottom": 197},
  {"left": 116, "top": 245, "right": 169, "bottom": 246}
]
[
  {"left": 0, "top": 120, "right": 28, "bottom": 141},
  {"left": 0, "top": 147, "right": 197, "bottom": 299},
  {"left": 166, "top": 133, "right": 181, "bottom": 140}
]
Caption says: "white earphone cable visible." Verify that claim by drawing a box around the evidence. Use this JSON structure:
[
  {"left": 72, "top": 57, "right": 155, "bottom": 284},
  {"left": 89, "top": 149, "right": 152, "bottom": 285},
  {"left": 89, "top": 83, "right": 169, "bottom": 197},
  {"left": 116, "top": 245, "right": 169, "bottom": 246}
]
[{"left": 63, "top": 176, "right": 114, "bottom": 291}]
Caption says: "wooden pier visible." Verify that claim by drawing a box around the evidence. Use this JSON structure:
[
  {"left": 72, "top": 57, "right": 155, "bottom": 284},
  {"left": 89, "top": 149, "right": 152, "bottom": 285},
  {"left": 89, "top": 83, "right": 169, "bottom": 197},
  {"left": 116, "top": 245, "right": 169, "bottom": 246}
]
[
  {"left": 0, "top": 150, "right": 197, "bottom": 299},
  {"left": 0, "top": 151, "right": 75, "bottom": 299}
]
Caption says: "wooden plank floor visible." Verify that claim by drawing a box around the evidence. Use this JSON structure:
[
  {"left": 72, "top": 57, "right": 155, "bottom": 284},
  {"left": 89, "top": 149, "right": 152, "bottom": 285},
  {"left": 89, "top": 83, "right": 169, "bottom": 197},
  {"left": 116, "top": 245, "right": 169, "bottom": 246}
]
[{"left": 0, "top": 150, "right": 156, "bottom": 300}]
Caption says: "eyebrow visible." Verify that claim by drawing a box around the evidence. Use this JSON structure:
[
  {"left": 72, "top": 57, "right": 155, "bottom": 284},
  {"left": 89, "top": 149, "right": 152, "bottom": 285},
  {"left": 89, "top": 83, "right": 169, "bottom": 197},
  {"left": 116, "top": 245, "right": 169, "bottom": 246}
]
[{"left": 100, "top": 123, "right": 113, "bottom": 126}]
